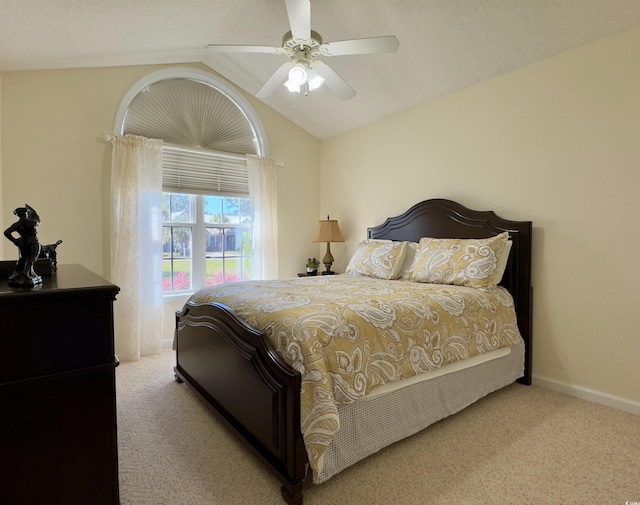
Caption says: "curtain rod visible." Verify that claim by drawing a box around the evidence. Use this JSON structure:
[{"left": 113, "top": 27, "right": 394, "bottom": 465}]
[{"left": 103, "top": 135, "right": 283, "bottom": 166}]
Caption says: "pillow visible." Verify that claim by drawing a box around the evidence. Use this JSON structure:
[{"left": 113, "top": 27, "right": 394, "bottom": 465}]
[
  {"left": 346, "top": 240, "right": 409, "bottom": 280},
  {"left": 399, "top": 241, "right": 419, "bottom": 280},
  {"left": 408, "top": 232, "right": 509, "bottom": 287},
  {"left": 494, "top": 239, "right": 512, "bottom": 284}
]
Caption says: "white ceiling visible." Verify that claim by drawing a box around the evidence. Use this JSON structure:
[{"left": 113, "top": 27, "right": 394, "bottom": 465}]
[{"left": 2, "top": 0, "right": 640, "bottom": 140}]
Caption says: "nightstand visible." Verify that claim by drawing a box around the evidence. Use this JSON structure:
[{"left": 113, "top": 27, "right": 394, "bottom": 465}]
[{"left": 298, "top": 272, "right": 339, "bottom": 277}]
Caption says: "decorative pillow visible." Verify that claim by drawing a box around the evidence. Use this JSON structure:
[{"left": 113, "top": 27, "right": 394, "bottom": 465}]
[
  {"left": 494, "top": 240, "right": 512, "bottom": 284},
  {"left": 399, "top": 241, "right": 419, "bottom": 280},
  {"left": 346, "top": 240, "right": 409, "bottom": 280},
  {"left": 408, "top": 232, "right": 509, "bottom": 287}
]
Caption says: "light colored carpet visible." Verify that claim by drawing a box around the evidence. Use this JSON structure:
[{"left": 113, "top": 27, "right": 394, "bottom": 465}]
[{"left": 116, "top": 350, "right": 640, "bottom": 505}]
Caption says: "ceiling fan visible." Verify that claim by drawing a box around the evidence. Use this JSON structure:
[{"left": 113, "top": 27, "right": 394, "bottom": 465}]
[{"left": 205, "top": 0, "right": 399, "bottom": 100}]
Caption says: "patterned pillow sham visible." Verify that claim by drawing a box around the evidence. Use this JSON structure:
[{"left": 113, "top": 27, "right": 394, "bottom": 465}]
[
  {"left": 346, "top": 240, "right": 409, "bottom": 280},
  {"left": 399, "top": 241, "right": 419, "bottom": 280},
  {"left": 408, "top": 232, "right": 510, "bottom": 287},
  {"left": 494, "top": 239, "right": 512, "bottom": 283}
]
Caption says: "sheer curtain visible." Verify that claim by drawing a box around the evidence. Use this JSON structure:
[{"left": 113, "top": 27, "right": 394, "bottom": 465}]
[
  {"left": 110, "top": 134, "right": 164, "bottom": 362},
  {"left": 247, "top": 154, "right": 278, "bottom": 280}
]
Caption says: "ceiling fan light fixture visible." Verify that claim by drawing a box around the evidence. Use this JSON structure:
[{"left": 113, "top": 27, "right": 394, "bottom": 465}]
[
  {"left": 284, "top": 64, "right": 325, "bottom": 94},
  {"left": 284, "top": 80, "right": 301, "bottom": 93},
  {"left": 307, "top": 68, "right": 325, "bottom": 91},
  {"left": 287, "top": 64, "right": 308, "bottom": 85}
]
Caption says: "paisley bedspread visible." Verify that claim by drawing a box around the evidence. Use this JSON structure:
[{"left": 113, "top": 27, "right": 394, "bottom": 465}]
[{"left": 188, "top": 274, "right": 523, "bottom": 477}]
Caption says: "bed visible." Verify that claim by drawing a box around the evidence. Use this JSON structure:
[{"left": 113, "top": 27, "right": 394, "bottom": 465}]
[{"left": 173, "top": 198, "right": 532, "bottom": 505}]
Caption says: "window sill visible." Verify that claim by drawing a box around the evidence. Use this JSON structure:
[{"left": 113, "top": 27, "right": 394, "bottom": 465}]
[{"left": 163, "top": 292, "right": 193, "bottom": 303}]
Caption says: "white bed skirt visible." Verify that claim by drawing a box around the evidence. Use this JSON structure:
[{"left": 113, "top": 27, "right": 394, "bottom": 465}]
[{"left": 315, "top": 339, "right": 525, "bottom": 484}]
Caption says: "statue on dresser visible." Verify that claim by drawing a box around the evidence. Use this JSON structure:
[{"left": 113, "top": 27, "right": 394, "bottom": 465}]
[
  {"left": 3, "top": 204, "right": 43, "bottom": 286},
  {"left": 38, "top": 239, "right": 63, "bottom": 271}
]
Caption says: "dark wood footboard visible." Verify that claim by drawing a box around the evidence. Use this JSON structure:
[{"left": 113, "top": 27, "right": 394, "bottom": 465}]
[{"left": 174, "top": 301, "right": 307, "bottom": 505}]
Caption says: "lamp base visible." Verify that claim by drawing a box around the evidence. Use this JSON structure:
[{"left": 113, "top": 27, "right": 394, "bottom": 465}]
[{"left": 322, "top": 242, "right": 335, "bottom": 276}]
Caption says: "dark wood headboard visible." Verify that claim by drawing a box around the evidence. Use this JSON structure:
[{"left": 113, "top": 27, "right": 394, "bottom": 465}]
[{"left": 368, "top": 198, "right": 532, "bottom": 385}]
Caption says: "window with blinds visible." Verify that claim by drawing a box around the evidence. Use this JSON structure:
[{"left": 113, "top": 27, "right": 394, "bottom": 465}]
[{"left": 116, "top": 70, "right": 266, "bottom": 293}]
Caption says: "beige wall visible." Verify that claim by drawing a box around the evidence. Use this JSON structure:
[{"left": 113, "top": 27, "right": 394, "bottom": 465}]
[
  {"left": 2, "top": 27, "right": 638, "bottom": 407},
  {"left": 320, "top": 26, "right": 640, "bottom": 405},
  {"left": 0, "top": 64, "right": 321, "bottom": 339}
]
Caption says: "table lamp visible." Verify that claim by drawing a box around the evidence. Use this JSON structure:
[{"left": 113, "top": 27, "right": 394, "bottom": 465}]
[{"left": 312, "top": 215, "right": 345, "bottom": 275}]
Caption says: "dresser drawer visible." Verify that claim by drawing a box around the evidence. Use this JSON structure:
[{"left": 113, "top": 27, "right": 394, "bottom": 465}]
[
  {"left": 0, "top": 364, "right": 119, "bottom": 505},
  {"left": 0, "top": 265, "right": 119, "bottom": 383},
  {"left": 0, "top": 297, "right": 115, "bottom": 382}
]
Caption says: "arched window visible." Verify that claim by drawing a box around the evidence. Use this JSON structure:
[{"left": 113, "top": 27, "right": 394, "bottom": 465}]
[{"left": 114, "top": 68, "right": 268, "bottom": 293}]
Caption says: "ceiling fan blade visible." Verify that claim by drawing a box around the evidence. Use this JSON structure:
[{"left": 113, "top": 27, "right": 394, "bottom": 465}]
[
  {"left": 321, "top": 35, "right": 399, "bottom": 56},
  {"left": 256, "top": 61, "right": 295, "bottom": 98},
  {"left": 206, "top": 44, "right": 281, "bottom": 54},
  {"left": 285, "top": 0, "right": 311, "bottom": 40},
  {"left": 313, "top": 61, "right": 356, "bottom": 101}
]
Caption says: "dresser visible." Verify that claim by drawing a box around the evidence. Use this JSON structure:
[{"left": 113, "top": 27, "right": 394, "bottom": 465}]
[{"left": 0, "top": 264, "right": 121, "bottom": 505}]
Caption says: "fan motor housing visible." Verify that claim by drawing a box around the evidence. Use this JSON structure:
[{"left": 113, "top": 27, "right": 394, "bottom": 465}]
[{"left": 282, "top": 30, "right": 323, "bottom": 55}]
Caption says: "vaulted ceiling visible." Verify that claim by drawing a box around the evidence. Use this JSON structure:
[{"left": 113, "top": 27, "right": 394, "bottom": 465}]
[{"left": 2, "top": 0, "right": 640, "bottom": 139}]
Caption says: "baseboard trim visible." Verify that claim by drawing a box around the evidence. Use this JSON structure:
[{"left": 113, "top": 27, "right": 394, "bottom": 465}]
[{"left": 532, "top": 374, "right": 640, "bottom": 416}]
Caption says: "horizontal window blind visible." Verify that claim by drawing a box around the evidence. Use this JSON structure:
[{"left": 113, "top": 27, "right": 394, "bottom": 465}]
[{"left": 162, "top": 144, "right": 249, "bottom": 197}]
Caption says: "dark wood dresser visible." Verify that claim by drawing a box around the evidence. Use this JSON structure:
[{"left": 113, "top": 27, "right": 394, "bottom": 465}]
[{"left": 0, "top": 264, "right": 121, "bottom": 505}]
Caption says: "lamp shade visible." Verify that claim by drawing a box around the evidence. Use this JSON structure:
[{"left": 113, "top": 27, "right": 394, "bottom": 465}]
[{"left": 312, "top": 217, "right": 344, "bottom": 243}]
